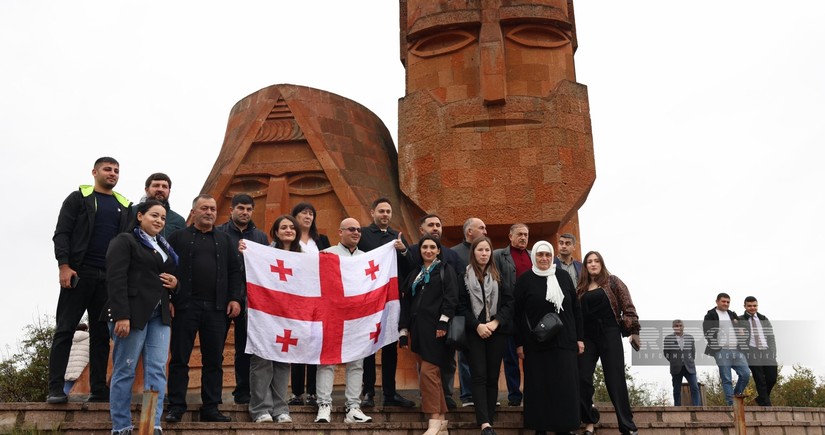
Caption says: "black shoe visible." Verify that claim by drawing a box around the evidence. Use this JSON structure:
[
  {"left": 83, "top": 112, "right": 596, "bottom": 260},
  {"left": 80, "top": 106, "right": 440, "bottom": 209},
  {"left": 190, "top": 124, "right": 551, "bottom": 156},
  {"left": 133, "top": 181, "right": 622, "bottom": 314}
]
[
  {"left": 445, "top": 396, "right": 457, "bottom": 409},
  {"left": 200, "top": 408, "right": 231, "bottom": 422},
  {"left": 361, "top": 393, "right": 375, "bottom": 408},
  {"left": 508, "top": 399, "right": 521, "bottom": 406},
  {"left": 288, "top": 394, "right": 304, "bottom": 405},
  {"left": 165, "top": 409, "right": 185, "bottom": 423},
  {"left": 234, "top": 397, "right": 250, "bottom": 405},
  {"left": 482, "top": 427, "right": 498, "bottom": 435},
  {"left": 46, "top": 393, "right": 68, "bottom": 404},
  {"left": 305, "top": 394, "right": 317, "bottom": 406},
  {"left": 383, "top": 393, "right": 415, "bottom": 408},
  {"left": 582, "top": 431, "right": 594, "bottom": 435},
  {"left": 87, "top": 393, "right": 109, "bottom": 402}
]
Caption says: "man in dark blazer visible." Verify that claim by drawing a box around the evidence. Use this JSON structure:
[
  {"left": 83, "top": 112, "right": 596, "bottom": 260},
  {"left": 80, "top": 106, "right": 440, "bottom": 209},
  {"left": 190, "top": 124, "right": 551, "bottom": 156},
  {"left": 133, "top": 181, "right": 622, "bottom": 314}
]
[
  {"left": 165, "top": 194, "right": 243, "bottom": 423},
  {"left": 741, "top": 296, "right": 778, "bottom": 406},
  {"left": 663, "top": 319, "right": 701, "bottom": 406},
  {"left": 493, "top": 223, "right": 531, "bottom": 407}
]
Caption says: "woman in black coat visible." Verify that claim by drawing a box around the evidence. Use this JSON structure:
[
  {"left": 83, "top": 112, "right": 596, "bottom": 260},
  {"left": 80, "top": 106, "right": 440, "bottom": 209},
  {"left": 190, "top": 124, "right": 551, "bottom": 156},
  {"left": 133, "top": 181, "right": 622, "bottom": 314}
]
[
  {"left": 104, "top": 199, "right": 179, "bottom": 434},
  {"left": 459, "top": 236, "right": 514, "bottom": 435},
  {"left": 514, "top": 241, "right": 583, "bottom": 435},
  {"left": 288, "top": 202, "right": 330, "bottom": 405},
  {"left": 399, "top": 235, "right": 458, "bottom": 435}
]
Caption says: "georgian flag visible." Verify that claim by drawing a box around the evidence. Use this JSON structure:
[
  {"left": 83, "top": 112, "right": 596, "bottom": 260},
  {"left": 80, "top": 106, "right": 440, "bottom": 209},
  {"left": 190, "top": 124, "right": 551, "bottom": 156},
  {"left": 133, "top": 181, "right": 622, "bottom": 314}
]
[{"left": 242, "top": 240, "right": 400, "bottom": 364}]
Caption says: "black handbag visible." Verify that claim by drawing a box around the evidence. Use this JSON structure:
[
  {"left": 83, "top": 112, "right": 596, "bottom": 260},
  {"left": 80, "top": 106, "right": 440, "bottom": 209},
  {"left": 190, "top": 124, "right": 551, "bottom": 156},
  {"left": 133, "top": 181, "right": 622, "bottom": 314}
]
[
  {"left": 530, "top": 311, "right": 563, "bottom": 342},
  {"left": 446, "top": 315, "right": 467, "bottom": 350}
]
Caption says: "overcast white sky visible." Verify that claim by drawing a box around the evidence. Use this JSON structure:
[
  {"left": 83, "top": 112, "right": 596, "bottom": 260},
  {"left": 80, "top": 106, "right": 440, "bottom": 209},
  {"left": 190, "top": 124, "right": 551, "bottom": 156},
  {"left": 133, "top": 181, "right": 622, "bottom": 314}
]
[{"left": 2, "top": 1, "right": 824, "bottom": 393}]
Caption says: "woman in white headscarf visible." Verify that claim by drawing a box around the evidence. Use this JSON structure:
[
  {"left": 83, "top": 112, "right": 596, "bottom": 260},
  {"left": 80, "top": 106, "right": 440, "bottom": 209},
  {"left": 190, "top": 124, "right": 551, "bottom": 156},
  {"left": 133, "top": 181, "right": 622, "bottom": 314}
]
[{"left": 514, "top": 240, "right": 583, "bottom": 435}]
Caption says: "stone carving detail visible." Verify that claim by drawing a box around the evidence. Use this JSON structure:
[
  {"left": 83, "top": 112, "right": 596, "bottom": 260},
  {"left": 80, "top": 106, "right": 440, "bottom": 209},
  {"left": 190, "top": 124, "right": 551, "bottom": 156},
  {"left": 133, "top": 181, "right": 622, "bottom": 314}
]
[{"left": 398, "top": 0, "right": 594, "bottom": 243}]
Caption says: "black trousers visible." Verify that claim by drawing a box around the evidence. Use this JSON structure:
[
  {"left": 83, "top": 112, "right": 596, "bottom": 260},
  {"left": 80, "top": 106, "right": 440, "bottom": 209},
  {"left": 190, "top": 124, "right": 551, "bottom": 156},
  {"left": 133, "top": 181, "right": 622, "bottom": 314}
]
[
  {"left": 362, "top": 342, "right": 398, "bottom": 398},
  {"left": 48, "top": 265, "right": 110, "bottom": 397},
  {"left": 168, "top": 301, "right": 228, "bottom": 411},
  {"left": 748, "top": 348, "right": 778, "bottom": 406},
  {"left": 578, "top": 323, "right": 637, "bottom": 434},
  {"left": 227, "top": 309, "right": 251, "bottom": 402},
  {"left": 466, "top": 331, "right": 507, "bottom": 426},
  {"left": 290, "top": 363, "right": 317, "bottom": 396}
]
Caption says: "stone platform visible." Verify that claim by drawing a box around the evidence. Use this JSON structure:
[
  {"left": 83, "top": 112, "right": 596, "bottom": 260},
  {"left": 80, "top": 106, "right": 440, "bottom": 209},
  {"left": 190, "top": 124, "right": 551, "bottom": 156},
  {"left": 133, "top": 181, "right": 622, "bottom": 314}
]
[{"left": 3, "top": 401, "right": 825, "bottom": 435}]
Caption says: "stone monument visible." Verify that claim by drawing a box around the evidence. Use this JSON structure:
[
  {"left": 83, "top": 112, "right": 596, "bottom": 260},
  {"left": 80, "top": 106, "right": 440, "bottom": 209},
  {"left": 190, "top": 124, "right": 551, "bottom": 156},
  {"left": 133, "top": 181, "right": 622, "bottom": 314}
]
[{"left": 398, "top": 0, "right": 595, "bottom": 244}]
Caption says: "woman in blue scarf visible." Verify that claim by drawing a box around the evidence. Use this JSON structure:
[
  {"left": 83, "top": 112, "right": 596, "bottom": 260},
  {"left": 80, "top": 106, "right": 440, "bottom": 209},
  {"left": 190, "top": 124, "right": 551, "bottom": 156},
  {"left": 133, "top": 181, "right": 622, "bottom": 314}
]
[
  {"left": 104, "top": 199, "right": 179, "bottom": 435},
  {"left": 399, "top": 234, "right": 458, "bottom": 435}
]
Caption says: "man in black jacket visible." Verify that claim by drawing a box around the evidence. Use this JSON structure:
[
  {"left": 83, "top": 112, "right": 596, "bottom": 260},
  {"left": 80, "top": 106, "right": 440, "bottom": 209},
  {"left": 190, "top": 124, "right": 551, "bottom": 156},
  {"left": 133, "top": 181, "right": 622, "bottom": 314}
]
[
  {"left": 216, "top": 193, "right": 269, "bottom": 405},
  {"left": 702, "top": 292, "right": 750, "bottom": 405},
  {"left": 741, "top": 296, "right": 777, "bottom": 406},
  {"left": 137, "top": 172, "right": 186, "bottom": 238},
  {"left": 358, "top": 197, "right": 415, "bottom": 408},
  {"left": 49, "top": 156, "right": 132, "bottom": 404},
  {"left": 165, "top": 194, "right": 243, "bottom": 423}
]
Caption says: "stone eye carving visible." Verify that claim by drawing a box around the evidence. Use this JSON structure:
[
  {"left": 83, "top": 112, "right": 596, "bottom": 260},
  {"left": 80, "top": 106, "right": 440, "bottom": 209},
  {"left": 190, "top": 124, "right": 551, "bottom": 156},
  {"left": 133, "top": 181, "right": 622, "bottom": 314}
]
[
  {"left": 287, "top": 173, "right": 333, "bottom": 196},
  {"left": 505, "top": 24, "right": 570, "bottom": 48},
  {"left": 409, "top": 30, "right": 477, "bottom": 58}
]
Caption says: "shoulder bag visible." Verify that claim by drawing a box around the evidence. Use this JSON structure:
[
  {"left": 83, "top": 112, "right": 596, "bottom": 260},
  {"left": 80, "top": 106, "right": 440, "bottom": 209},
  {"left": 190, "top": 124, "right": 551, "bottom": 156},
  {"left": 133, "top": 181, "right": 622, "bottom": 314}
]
[{"left": 529, "top": 311, "right": 564, "bottom": 342}]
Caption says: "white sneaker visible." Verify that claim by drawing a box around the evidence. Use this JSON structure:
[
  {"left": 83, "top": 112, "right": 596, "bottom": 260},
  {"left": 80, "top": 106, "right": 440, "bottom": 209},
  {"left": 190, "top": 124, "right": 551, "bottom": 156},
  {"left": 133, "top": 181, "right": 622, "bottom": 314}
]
[
  {"left": 314, "top": 404, "right": 331, "bottom": 423},
  {"left": 344, "top": 407, "right": 373, "bottom": 423},
  {"left": 275, "top": 413, "right": 292, "bottom": 423},
  {"left": 254, "top": 413, "right": 273, "bottom": 423}
]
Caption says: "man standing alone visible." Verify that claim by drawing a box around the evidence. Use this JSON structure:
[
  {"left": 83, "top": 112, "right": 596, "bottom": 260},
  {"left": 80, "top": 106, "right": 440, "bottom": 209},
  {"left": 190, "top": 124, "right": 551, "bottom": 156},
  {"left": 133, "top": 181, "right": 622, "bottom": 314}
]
[
  {"left": 663, "top": 319, "right": 701, "bottom": 406},
  {"left": 49, "top": 157, "right": 132, "bottom": 404}
]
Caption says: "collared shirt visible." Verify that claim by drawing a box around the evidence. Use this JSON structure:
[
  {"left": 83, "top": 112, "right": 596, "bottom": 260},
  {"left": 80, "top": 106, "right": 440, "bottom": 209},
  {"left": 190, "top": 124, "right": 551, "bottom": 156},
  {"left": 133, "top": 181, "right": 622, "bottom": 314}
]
[
  {"left": 748, "top": 314, "right": 768, "bottom": 349},
  {"left": 675, "top": 334, "right": 685, "bottom": 350},
  {"left": 140, "top": 229, "right": 168, "bottom": 262},
  {"left": 300, "top": 238, "right": 319, "bottom": 254},
  {"left": 324, "top": 242, "right": 363, "bottom": 257},
  {"left": 558, "top": 257, "right": 578, "bottom": 285},
  {"left": 510, "top": 245, "right": 532, "bottom": 278}
]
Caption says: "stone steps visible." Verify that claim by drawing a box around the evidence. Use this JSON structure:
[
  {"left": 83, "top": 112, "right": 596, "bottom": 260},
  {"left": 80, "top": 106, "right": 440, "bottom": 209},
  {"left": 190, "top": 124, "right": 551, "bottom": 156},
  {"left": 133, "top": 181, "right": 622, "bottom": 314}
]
[{"left": 3, "top": 402, "right": 825, "bottom": 435}]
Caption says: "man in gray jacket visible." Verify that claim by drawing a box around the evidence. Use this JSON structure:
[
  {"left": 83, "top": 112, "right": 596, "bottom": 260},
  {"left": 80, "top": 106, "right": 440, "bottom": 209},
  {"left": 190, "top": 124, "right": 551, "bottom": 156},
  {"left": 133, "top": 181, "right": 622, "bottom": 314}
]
[{"left": 663, "top": 319, "right": 701, "bottom": 406}]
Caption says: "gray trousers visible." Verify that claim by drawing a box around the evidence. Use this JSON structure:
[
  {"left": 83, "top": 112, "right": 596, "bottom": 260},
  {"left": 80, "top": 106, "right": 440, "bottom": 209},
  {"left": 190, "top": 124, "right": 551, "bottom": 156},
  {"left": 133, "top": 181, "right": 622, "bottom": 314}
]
[
  {"left": 249, "top": 355, "right": 290, "bottom": 419},
  {"left": 316, "top": 358, "right": 364, "bottom": 409}
]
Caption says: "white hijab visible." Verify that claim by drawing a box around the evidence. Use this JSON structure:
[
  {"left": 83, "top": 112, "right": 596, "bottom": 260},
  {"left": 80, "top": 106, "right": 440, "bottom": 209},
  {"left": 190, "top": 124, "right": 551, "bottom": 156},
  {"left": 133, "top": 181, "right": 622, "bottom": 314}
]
[{"left": 531, "top": 241, "right": 564, "bottom": 313}]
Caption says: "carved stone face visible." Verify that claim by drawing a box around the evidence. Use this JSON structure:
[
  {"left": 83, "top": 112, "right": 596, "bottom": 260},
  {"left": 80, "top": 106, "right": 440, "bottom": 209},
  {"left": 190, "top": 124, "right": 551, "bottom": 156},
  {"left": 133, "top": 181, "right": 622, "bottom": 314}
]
[
  {"left": 399, "top": 0, "right": 595, "bottom": 235},
  {"left": 202, "top": 84, "right": 411, "bottom": 239}
]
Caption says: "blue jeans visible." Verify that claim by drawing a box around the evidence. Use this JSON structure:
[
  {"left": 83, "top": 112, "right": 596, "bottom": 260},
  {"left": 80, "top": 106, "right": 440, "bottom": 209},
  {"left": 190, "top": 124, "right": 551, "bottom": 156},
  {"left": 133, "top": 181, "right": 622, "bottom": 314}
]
[
  {"left": 671, "top": 367, "right": 701, "bottom": 406},
  {"left": 714, "top": 349, "right": 750, "bottom": 405},
  {"left": 502, "top": 336, "right": 522, "bottom": 403},
  {"left": 108, "top": 304, "right": 170, "bottom": 431}
]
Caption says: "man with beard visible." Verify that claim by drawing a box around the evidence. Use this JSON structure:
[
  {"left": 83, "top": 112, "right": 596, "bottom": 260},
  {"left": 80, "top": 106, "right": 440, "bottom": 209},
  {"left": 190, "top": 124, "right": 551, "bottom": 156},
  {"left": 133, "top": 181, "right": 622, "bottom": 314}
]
[
  {"left": 49, "top": 157, "right": 132, "bottom": 404},
  {"left": 137, "top": 173, "right": 185, "bottom": 238},
  {"left": 358, "top": 197, "right": 415, "bottom": 408},
  {"left": 216, "top": 193, "right": 269, "bottom": 405}
]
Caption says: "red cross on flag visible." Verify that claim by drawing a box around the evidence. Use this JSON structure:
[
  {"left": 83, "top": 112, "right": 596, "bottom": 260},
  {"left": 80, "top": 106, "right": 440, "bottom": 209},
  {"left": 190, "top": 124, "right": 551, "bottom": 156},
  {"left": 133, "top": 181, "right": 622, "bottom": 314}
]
[{"left": 243, "top": 241, "right": 400, "bottom": 364}]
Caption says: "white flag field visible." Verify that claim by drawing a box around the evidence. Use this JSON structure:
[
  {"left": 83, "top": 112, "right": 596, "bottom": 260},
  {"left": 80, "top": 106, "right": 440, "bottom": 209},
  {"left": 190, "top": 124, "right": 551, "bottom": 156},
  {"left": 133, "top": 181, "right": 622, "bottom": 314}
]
[{"left": 242, "top": 241, "right": 400, "bottom": 364}]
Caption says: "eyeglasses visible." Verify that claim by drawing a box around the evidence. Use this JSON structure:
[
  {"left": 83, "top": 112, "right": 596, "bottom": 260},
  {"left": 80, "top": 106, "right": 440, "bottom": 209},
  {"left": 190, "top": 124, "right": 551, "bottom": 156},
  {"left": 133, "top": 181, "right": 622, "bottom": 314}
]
[{"left": 341, "top": 227, "right": 361, "bottom": 233}]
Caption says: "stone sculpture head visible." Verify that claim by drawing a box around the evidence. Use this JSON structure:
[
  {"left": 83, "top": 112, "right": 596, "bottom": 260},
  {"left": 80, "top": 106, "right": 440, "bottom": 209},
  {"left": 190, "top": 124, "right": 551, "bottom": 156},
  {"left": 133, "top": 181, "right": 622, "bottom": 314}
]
[
  {"left": 399, "top": 0, "right": 595, "bottom": 243},
  {"left": 201, "top": 84, "right": 417, "bottom": 238}
]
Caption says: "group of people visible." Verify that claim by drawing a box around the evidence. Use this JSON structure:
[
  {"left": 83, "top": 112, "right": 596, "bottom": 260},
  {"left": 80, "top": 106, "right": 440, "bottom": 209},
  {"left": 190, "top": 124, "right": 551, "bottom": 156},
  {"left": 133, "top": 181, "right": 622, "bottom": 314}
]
[
  {"left": 664, "top": 294, "right": 778, "bottom": 407},
  {"left": 50, "top": 157, "right": 649, "bottom": 435},
  {"left": 392, "top": 215, "right": 644, "bottom": 435}
]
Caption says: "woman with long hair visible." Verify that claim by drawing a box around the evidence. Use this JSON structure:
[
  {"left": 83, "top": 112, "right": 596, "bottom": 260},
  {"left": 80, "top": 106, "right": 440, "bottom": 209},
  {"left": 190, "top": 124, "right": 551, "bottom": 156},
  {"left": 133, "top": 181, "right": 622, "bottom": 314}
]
[
  {"left": 286, "top": 202, "right": 330, "bottom": 405},
  {"left": 399, "top": 234, "right": 458, "bottom": 435},
  {"left": 104, "top": 199, "right": 179, "bottom": 434},
  {"left": 577, "top": 251, "right": 640, "bottom": 435},
  {"left": 514, "top": 241, "right": 583, "bottom": 435},
  {"left": 240, "top": 215, "right": 302, "bottom": 423},
  {"left": 459, "top": 236, "right": 514, "bottom": 435}
]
